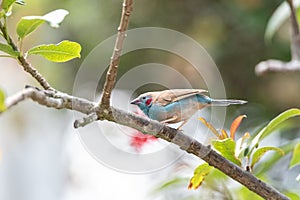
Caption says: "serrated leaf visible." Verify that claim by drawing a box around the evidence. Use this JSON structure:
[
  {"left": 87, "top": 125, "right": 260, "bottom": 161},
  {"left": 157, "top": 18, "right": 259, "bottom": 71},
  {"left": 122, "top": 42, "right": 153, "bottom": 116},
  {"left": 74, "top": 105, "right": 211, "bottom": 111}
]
[
  {"left": 251, "top": 146, "right": 284, "bottom": 169},
  {"left": 16, "top": 9, "right": 69, "bottom": 39},
  {"left": 0, "top": 88, "right": 6, "bottom": 112},
  {"left": 290, "top": 143, "right": 300, "bottom": 169},
  {"left": 249, "top": 109, "right": 300, "bottom": 156},
  {"left": 2, "top": 0, "right": 16, "bottom": 12},
  {"left": 230, "top": 115, "right": 246, "bottom": 140},
  {"left": 188, "top": 163, "right": 212, "bottom": 190},
  {"left": 212, "top": 138, "right": 241, "bottom": 166},
  {"left": 0, "top": 43, "right": 19, "bottom": 57},
  {"left": 28, "top": 40, "right": 81, "bottom": 62}
]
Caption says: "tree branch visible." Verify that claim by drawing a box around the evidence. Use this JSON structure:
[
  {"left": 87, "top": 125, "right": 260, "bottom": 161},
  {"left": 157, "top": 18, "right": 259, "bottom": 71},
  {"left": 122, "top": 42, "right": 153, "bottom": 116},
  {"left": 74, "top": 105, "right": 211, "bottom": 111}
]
[
  {"left": 0, "top": 87, "right": 289, "bottom": 200},
  {"left": 99, "top": 0, "right": 133, "bottom": 109},
  {"left": 3, "top": 87, "right": 96, "bottom": 114},
  {"left": 255, "top": 59, "right": 300, "bottom": 75},
  {"left": 17, "top": 56, "right": 54, "bottom": 90},
  {"left": 0, "top": 0, "right": 290, "bottom": 199},
  {"left": 0, "top": 22, "right": 54, "bottom": 90},
  {"left": 255, "top": 0, "right": 300, "bottom": 75}
]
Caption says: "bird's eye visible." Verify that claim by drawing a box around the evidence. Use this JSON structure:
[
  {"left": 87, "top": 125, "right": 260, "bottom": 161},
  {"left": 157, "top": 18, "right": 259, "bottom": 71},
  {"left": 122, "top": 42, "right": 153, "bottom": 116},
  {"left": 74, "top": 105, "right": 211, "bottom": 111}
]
[{"left": 142, "top": 96, "right": 146, "bottom": 100}]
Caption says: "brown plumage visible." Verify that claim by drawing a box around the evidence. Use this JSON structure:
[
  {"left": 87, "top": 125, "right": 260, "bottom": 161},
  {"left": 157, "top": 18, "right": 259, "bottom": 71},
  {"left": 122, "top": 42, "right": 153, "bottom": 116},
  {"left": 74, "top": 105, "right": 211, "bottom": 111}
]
[{"left": 131, "top": 89, "right": 246, "bottom": 129}]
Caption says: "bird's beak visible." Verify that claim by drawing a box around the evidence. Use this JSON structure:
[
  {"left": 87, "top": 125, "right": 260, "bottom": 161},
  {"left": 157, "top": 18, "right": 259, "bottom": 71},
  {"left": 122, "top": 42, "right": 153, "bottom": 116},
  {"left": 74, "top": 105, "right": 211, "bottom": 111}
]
[{"left": 130, "top": 98, "right": 140, "bottom": 105}]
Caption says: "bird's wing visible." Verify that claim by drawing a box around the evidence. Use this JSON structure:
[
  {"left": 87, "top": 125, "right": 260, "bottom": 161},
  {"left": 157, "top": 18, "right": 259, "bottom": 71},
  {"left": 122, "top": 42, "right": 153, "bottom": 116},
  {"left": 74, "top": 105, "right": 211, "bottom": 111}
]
[{"left": 153, "top": 89, "right": 208, "bottom": 106}]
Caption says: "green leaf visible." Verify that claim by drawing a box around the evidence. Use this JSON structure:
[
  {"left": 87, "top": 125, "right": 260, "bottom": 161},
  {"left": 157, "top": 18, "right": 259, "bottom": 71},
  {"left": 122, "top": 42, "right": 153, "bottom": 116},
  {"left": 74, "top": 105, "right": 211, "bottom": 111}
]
[
  {"left": 249, "top": 109, "right": 300, "bottom": 156},
  {"left": 251, "top": 146, "right": 284, "bottom": 169},
  {"left": 255, "top": 141, "right": 298, "bottom": 177},
  {"left": 0, "top": 88, "right": 6, "bottom": 112},
  {"left": 28, "top": 40, "right": 81, "bottom": 62},
  {"left": 16, "top": 9, "right": 69, "bottom": 39},
  {"left": 1, "top": 0, "right": 24, "bottom": 17},
  {"left": 0, "top": 43, "right": 19, "bottom": 57},
  {"left": 154, "top": 177, "right": 188, "bottom": 192},
  {"left": 285, "top": 192, "right": 300, "bottom": 200},
  {"left": 212, "top": 138, "right": 241, "bottom": 166},
  {"left": 0, "top": 10, "right": 5, "bottom": 19},
  {"left": 236, "top": 132, "right": 250, "bottom": 158},
  {"left": 264, "top": 0, "right": 300, "bottom": 43},
  {"left": 17, "top": 18, "right": 44, "bottom": 39},
  {"left": 290, "top": 143, "right": 300, "bottom": 169},
  {"left": 188, "top": 163, "right": 212, "bottom": 190},
  {"left": 2, "top": 0, "right": 16, "bottom": 13}
]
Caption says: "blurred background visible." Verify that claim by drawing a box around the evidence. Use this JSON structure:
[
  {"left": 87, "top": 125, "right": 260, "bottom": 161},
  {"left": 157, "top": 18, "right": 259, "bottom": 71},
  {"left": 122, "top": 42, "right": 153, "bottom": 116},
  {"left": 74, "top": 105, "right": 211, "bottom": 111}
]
[{"left": 0, "top": 0, "right": 300, "bottom": 199}]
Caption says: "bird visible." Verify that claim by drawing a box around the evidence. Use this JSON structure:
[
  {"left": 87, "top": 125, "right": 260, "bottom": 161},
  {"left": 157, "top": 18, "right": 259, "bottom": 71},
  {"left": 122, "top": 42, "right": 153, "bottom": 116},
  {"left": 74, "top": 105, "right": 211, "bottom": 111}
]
[{"left": 130, "top": 89, "right": 247, "bottom": 129}]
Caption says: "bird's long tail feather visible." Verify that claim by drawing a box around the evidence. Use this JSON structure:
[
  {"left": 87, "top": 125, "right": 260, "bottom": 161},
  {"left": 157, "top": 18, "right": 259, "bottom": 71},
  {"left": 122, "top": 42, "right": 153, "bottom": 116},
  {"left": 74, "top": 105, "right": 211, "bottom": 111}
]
[{"left": 211, "top": 99, "right": 247, "bottom": 106}]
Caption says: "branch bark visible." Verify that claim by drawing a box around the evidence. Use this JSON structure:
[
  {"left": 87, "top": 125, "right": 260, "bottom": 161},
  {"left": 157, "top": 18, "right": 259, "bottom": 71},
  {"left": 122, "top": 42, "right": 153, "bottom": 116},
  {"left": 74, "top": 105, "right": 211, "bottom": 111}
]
[
  {"left": 1, "top": 87, "right": 290, "bottom": 200},
  {"left": 0, "top": 0, "right": 290, "bottom": 199},
  {"left": 99, "top": 0, "right": 133, "bottom": 108},
  {"left": 255, "top": 0, "right": 300, "bottom": 75},
  {"left": 0, "top": 22, "right": 53, "bottom": 90}
]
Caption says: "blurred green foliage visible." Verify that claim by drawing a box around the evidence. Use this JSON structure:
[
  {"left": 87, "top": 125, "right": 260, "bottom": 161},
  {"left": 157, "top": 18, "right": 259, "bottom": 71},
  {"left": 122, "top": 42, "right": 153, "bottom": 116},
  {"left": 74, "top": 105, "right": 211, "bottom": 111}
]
[
  {"left": 2, "top": 0, "right": 300, "bottom": 199},
  {"left": 11, "top": 0, "right": 297, "bottom": 117}
]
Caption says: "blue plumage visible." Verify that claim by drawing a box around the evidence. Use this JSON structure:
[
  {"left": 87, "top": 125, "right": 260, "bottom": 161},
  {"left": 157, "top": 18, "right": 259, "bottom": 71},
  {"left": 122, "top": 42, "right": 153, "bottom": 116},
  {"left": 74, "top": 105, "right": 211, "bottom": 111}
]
[{"left": 131, "top": 89, "right": 246, "bottom": 129}]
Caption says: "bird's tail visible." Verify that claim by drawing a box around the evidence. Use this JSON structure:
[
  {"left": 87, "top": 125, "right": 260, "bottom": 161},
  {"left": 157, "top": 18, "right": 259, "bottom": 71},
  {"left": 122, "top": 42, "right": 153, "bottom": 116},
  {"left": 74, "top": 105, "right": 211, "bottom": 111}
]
[{"left": 211, "top": 99, "right": 247, "bottom": 106}]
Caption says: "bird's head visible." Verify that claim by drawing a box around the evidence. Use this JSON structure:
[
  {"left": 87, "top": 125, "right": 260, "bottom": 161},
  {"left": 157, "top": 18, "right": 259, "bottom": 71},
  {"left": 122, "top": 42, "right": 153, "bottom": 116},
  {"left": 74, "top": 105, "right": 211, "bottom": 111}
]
[{"left": 130, "top": 93, "right": 153, "bottom": 114}]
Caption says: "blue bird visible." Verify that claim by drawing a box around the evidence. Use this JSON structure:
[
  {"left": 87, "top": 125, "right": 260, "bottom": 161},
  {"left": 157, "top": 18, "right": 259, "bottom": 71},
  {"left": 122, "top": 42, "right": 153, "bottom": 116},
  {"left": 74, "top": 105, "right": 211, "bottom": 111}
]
[{"left": 130, "top": 89, "right": 247, "bottom": 129}]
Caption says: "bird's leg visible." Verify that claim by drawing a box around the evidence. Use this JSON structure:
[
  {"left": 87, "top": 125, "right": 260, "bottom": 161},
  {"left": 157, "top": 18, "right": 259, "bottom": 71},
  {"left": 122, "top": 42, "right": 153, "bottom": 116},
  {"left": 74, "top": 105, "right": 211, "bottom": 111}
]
[{"left": 176, "top": 120, "right": 188, "bottom": 130}]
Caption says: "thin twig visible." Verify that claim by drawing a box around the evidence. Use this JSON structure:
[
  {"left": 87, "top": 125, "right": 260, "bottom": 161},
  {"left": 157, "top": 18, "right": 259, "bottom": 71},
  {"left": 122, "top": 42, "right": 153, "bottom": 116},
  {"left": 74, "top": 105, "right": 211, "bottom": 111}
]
[
  {"left": 255, "top": 0, "right": 300, "bottom": 75},
  {"left": 286, "top": 0, "right": 300, "bottom": 60},
  {"left": 17, "top": 56, "right": 54, "bottom": 90},
  {"left": 1, "top": 87, "right": 289, "bottom": 200},
  {"left": 99, "top": 0, "right": 133, "bottom": 108},
  {"left": 0, "top": 22, "right": 54, "bottom": 90}
]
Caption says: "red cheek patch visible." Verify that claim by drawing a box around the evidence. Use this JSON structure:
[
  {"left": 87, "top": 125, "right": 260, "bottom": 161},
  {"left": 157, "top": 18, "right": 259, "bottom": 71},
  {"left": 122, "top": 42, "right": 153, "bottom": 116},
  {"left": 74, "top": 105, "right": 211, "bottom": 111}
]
[{"left": 145, "top": 98, "right": 152, "bottom": 106}]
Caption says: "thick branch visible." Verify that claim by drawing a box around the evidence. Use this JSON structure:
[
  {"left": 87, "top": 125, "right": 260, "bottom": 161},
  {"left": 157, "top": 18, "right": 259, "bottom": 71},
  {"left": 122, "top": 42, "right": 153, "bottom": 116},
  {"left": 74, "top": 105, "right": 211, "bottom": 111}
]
[
  {"left": 99, "top": 0, "right": 133, "bottom": 108},
  {"left": 3, "top": 87, "right": 96, "bottom": 114},
  {"left": 1, "top": 87, "right": 289, "bottom": 200},
  {"left": 0, "top": 22, "right": 53, "bottom": 90}
]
